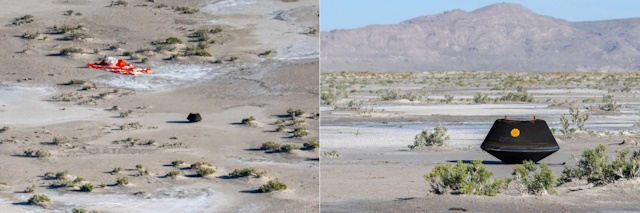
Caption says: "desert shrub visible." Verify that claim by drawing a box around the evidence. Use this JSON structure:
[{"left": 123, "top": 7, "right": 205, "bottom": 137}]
[
  {"left": 322, "top": 150, "right": 341, "bottom": 158},
  {"left": 196, "top": 167, "right": 215, "bottom": 177},
  {"left": 53, "top": 25, "right": 73, "bottom": 34},
  {"left": 27, "top": 194, "right": 50, "bottom": 206},
  {"left": 11, "top": 15, "right": 34, "bottom": 26},
  {"left": 303, "top": 139, "right": 319, "bottom": 150},
  {"left": 111, "top": 0, "right": 127, "bottom": 6},
  {"left": 25, "top": 184, "right": 36, "bottom": 193},
  {"left": 228, "top": 168, "right": 264, "bottom": 178},
  {"left": 276, "top": 124, "right": 286, "bottom": 132},
  {"left": 600, "top": 95, "right": 620, "bottom": 112},
  {"left": 116, "top": 176, "right": 128, "bottom": 186},
  {"left": 136, "top": 164, "right": 143, "bottom": 170},
  {"left": 321, "top": 89, "right": 337, "bottom": 105},
  {"left": 259, "top": 178, "right": 287, "bottom": 192},
  {"left": 292, "top": 127, "right": 308, "bottom": 137},
  {"left": 141, "top": 58, "right": 149, "bottom": 63},
  {"left": 112, "top": 167, "right": 122, "bottom": 174},
  {"left": 0, "top": 126, "right": 9, "bottom": 133},
  {"left": 473, "top": 92, "right": 489, "bottom": 103},
  {"left": 185, "top": 42, "right": 212, "bottom": 57},
  {"left": 261, "top": 141, "right": 281, "bottom": 151},
  {"left": 279, "top": 144, "right": 299, "bottom": 152},
  {"left": 378, "top": 89, "right": 399, "bottom": 101},
  {"left": 171, "top": 160, "right": 184, "bottom": 167},
  {"left": 72, "top": 208, "right": 86, "bottom": 213},
  {"left": 443, "top": 94, "right": 454, "bottom": 103},
  {"left": 210, "top": 27, "right": 223, "bottom": 34},
  {"left": 24, "top": 149, "right": 50, "bottom": 158},
  {"left": 44, "top": 172, "right": 55, "bottom": 178},
  {"left": 569, "top": 107, "right": 589, "bottom": 132},
  {"left": 425, "top": 160, "right": 510, "bottom": 196},
  {"left": 165, "top": 37, "right": 182, "bottom": 44},
  {"left": 175, "top": 6, "right": 199, "bottom": 14},
  {"left": 64, "top": 31, "right": 91, "bottom": 40},
  {"left": 80, "top": 183, "right": 94, "bottom": 192},
  {"left": 512, "top": 160, "right": 557, "bottom": 195},
  {"left": 190, "top": 161, "right": 212, "bottom": 169},
  {"left": 55, "top": 170, "right": 69, "bottom": 180},
  {"left": 60, "top": 47, "right": 83, "bottom": 55},
  {"left": 156, "top": 4, "right": 168, "bottom": 8},
  {"left": 409, "top": 124, "right": 450, "bottom": 148},
  {"left": 119, "top": 110, "right": 133, "bottom": 118},
  {"left": 241, "top": 116, "right": 256, "bottom": 125},
  {"left": 500, "top": 90, "right": 534, "bottom": 102},
  {"left": 166, "top": 170, "right": 180, "bottom": 179},
  {"left": 53, "top": 137, "right": 69, "bottom": 145},
  {"left": 22, "top": 31, "right": 40, "bottom": 39},
  {"left": 194, "top": 29, "right": 210, "bottom": 42},
  {"left": 287, "top": 108, "right": 305, "bottom": 118},
  {"left": 559, "top": 144, "right": 640, "bottom": 186},
  {"left": 259, "top": 50, "right": 272, "bottom": 56}
]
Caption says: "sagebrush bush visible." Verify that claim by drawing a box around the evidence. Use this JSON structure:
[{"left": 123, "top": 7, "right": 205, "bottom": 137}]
[
  {"left": 287, "top": 108, "right": 305, "bottom": 118},
  {"left": 55, "top": 170, "right": 69, "bottom": 180},
  {"left": 53, "top": 137, "right": 69, "bottom": 145},
  {"left": 171, "top": 160, "right": 184, "bottom": 167},
  {"left": 292, "top": 127, "right": 308, "bottom": 137},
  {"left": 116, "top": 176, "right": 128, "bottom": 186},
  {"left": 322, "top": 150, "right": 341, "bottom": 158},
  {"left": 60, "top": 47, "right": 83, "bottom": 55},
  {"left": 228, "top": 168, "right": 265, "bottom": 178},
  {"left": 25, "top": 184, "right": 36, "bottom": 193},
  {"left": 241, "top": 116, "right": 256, "bottom": 125},
  {"left": 260, "top": 141, "right": 281, "bottom": 151},
  {"left": 196, "top": 167, "right": 215, "bottom": 177},
  {"left": 409, "top": 124, "right": 450, "bottom": 148},
  {"left": 558, "top": 144, "right": 640, "bottom": 186},
  {"left": 80, "top": 183, "right": 94, "bottom": 192},
  {"left": 28, "top": 194, "right": 50, "bottom": 206},
  {"left": 303, "top": 139, "right": 319, "bottom": 149},
  {"left": 512, "top": 160, "right": 557, "bottom": 195},
  {"left": 190, "top": 161, "right": 212, "bottom": 169},
  {"left": 279, "top": 144, "right": 299, "bottom": 152},
  {"left": 259, "top": 178, "right": 287, "bottom": 192},
  {"left": 166, "top": 170, "right": 180, "bottom": 179},
  {"left": 0, "top": 126, "right": 9, "bottom": 133},
  {"left": 425, "top": 160, "right": 510, "bottom": 196}
]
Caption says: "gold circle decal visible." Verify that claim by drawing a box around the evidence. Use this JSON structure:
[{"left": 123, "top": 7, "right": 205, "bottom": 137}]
[{"left": 510, "top": 128, "right": 520, "bottom": 138}]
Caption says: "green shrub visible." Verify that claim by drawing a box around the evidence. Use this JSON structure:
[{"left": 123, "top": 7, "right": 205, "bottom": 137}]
[
  {"left": 194, "top": 29, "right": 210, "bottom": 42},
  {"left": 558, "top": 167, "right": 582, "bottom": 184},
  {"left": 185, "top": 42, "right": 211, "bottom": 57},
  {"left": 559, "top": 144, "right": 640, "bottom": 186},
  {"left": 228, "top": 168, "right": 264, "bottom": 178},
  {"left": 80, "top": 183, "right": 94, "bottom": 192},
  {"left": 292, "top": 127, "right": 308, "bottom": 138},
  {"left": 0, "top": 126, "right": 9, "bottom": 133},
  {"left": 25, "top": 184, "right": 36, "bottom": 193},
  {"left": 72, "top": 208, "right": 86, "bottom": 213},
  {"left": 53, "top": 25, "right": 73, "bottom": 34},
  {"left": 443, "top": 94, "right": 454, "bottom": 103},
  {"left": 24, "top": 149, "right": 50, "bottom": 158},
  {"left": 112, "top": 167, "right": 122, "bottom": 174},
  {"left": 303, "top": 139, "right": 319, "bottom": 150},
  {"left": 196, "top": 167, "right": 215, "bottom": 177},
  {"left": 287, "top": 108, "right": 305, "bottom": 118},
  {"left": 171, "top": 160, "right": 184, "bottom": 167},
  {"left": 53, "top": 137, "right": 69, "bottom": 145},
  {"left": 175, "top": 6, "right": 199, "bottom": 14},
  {"left": 55, "top": 170, "right": 69, "bottom": 180},
  {"left": 500, "top": 90, "right": 534, "bottom": 102},
  {"left": 166, "top": 170, "right": 180, "bottom": 179},
  {"left": 425, "top": 160, "right": 510, "bottom": 196},
  {"left": 190, "top": 161, "right": 212, "bottom": 169},
  {"left": 60, "top": 47, "right": 83, "bottom": 55},
  {"left": 261, "top": 141, "right": 281, "bottom": 151},
  {"left": 210, "top": 27, "right": 223, "bottom": 34},
  {"left": 322, "top": 150, "right": 341, "bottom": 158},
  {"left": 279, "top": 144, "right": 299, "bottom": 152},
  {"left": 27, "top": 194, "right": 50, "bottom": 206},
  {"left": 64, "top": 31, "right": 91, "bottom": 40},
  {"left": 473, "top": 92, "right": 489, "bottom": 103},
  {"left": 409, "top": 124, "right": 450, "bottom": 148},
  {"left": 512, "top": 160, "right": 557, "bottom": 195},
  {"left": 22, "top": 31, "right": 40, "bottom": 39},
  {"left": 116, "top": 176, "right": 128, "bottom": 186},
  {"left": 600, "top": 95, "right": 620, "bottom": 111},
  {"left": 241, "top": 116, "right": 256, "bottom": 125},
  {"left": 165, "top": 37, "right": 182, "bottom": 44},
  {"left": 259, "top": 178, "right": 287, "bottom": 192},
  {"left": 11, "top": 15, "right": 34, "bottom": 26}
]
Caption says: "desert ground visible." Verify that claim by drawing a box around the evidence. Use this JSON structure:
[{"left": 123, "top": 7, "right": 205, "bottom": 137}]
[
  {"left": 0, "top": 0, "right": 319, "bottom": 212},
  {"left": 321, "top": 72, "right": 640, "bottom": 212}
]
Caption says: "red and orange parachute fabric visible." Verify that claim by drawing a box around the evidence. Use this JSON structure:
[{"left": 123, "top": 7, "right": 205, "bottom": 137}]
[{"left": 88, "top": 57, "right": 151, "bottom": 75}]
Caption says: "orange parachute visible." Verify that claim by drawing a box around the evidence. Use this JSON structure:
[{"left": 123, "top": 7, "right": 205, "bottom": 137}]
[{"left": 88, "top": 57, "right": 151, "bottom": 75}]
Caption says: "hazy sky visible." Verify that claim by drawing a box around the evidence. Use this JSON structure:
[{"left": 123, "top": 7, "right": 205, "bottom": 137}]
[{"left": 321, "top": 0, "right": 640, "bottom": 31}]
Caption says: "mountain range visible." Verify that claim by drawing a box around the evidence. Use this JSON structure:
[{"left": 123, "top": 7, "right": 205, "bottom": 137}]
[{"left": 320, "top": 3, "right": 640, "bottom": 72}]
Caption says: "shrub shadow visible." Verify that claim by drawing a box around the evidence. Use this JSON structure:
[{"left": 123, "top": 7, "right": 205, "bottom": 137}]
[
  {"left": 166, "top": 121, "right": 191, "bottom": 124},
  {"left": 239, "top": 189, "right": 262, "bottom": 194}
]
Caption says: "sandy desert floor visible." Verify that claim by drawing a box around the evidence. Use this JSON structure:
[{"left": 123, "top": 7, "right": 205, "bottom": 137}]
[
  {"left": 321, "top": 72, "right": 640, "bottom": 212},
  {"left": 0, "top": 0, "right": 319, "bottom": 212}
]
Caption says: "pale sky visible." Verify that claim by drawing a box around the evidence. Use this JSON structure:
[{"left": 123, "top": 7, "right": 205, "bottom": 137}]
[{"left": 321, "top": 0, "right": 640, "bottom": 31}]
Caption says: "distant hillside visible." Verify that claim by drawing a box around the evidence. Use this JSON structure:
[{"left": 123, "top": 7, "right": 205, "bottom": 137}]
[{"left": 321, "top": 3, "right": 640, "bottom": 72}]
